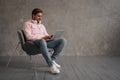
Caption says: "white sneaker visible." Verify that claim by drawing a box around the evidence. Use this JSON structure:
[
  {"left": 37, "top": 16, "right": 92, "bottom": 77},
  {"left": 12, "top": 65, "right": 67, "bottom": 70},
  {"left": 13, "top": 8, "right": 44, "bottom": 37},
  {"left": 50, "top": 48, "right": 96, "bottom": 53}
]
[
  {"left": 53, "top": 61, "right": 61, "bottom": 69},
  {"left": 50, "top": 63, "right": 60, "bottom": 74}
]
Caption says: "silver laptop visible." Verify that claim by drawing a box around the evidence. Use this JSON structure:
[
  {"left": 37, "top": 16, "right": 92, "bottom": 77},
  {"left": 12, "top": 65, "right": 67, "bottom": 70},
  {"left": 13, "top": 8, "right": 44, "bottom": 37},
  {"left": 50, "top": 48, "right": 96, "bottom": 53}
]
[{"left": 51, "top": 30, "right": 64, "bottom": 39}]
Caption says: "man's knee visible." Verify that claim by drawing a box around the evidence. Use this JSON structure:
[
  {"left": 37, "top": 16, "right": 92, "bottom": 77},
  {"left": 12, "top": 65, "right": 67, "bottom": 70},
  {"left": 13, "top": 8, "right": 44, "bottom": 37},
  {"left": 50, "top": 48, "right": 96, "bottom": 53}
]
[{"left": 60, "top": 38, "right": 67, "bottom": 45}]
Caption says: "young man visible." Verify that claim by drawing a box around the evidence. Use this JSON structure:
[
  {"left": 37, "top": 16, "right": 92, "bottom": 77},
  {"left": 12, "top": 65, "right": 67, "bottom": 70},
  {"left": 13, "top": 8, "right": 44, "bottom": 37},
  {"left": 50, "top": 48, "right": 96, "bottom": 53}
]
[{"left": 23, "top": 8, "right": 66, "bottom": 74}]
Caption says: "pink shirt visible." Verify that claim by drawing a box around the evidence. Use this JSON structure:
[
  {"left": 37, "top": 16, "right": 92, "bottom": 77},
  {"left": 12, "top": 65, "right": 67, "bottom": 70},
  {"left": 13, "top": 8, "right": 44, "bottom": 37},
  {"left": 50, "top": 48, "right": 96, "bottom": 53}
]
[{"left": 23, "top": 20, "right": 49, "bottom": 41}]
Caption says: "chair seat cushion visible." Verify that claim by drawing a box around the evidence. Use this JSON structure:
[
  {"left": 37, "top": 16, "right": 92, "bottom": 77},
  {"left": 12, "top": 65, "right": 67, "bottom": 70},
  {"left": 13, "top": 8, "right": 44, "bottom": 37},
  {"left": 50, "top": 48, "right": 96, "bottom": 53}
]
[{"left": 23, "top": 42, "right": 42, "bottom": 55}]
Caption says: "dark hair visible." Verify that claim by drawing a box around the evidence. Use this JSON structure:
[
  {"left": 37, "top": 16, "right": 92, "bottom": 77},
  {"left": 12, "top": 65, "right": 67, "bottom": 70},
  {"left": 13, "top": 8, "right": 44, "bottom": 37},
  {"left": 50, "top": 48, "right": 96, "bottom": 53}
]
[{"left": 32, "top": 8, "right": 43, "bottom": 15}]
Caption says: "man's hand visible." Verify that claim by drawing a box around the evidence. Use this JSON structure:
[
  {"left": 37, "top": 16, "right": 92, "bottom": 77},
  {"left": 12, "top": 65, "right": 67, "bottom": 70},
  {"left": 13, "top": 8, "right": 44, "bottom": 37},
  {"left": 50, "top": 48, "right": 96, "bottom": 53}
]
[{"left": 42, "top": 35, "right": 53, "bottom": 40}]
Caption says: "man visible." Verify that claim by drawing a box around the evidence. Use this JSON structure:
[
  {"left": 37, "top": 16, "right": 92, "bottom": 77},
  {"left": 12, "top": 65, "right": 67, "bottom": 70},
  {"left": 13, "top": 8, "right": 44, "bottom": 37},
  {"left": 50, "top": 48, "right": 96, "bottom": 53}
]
[{"left": 22, "top": 8, "right": 66, "bottom": 74}]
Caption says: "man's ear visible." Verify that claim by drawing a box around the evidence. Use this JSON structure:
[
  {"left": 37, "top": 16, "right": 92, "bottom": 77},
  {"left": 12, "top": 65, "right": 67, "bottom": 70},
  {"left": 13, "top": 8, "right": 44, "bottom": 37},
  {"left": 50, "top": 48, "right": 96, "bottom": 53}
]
[{"left": 32, "top": 14, "right": 35, "bottom": 19}]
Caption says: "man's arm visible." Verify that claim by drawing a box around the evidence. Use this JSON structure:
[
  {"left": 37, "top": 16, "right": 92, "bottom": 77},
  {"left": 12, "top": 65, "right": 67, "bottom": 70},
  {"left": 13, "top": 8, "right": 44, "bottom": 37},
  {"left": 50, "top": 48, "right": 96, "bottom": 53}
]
[
  {"left": 23, "top": 22, "right": 42, "bottom": 41},
  {"left": 41, "top": 24, "right": 53, "bottom": 40}
]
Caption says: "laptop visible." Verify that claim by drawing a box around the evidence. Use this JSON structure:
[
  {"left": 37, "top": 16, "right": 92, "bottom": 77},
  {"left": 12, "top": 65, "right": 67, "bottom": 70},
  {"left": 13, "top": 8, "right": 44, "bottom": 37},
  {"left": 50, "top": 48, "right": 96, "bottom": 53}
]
[{"left": 51, "top": 30, "right": 64, "bottom": 39}]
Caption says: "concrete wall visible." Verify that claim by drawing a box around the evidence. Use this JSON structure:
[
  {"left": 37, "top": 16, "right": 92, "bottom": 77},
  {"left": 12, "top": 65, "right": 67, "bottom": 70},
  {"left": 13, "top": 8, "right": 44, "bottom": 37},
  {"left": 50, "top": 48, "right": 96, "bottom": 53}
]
[{"left": 0, "top": 0, "right": 120, "bottom": 56}]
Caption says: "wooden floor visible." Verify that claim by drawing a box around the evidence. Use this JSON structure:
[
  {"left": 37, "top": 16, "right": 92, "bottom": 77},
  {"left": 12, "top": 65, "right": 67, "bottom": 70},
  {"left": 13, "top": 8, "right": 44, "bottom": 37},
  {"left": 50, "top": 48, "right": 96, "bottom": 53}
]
[{"left": 0, "top": 56, "right": 120, "bottom": 80}]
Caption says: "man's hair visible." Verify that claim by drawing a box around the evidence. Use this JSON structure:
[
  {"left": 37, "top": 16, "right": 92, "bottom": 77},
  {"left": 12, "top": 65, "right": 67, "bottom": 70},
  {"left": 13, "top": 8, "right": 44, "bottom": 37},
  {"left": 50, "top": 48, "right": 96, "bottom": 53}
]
[{"left": 32, "top": 8, "right": 43, "bottom": 15}]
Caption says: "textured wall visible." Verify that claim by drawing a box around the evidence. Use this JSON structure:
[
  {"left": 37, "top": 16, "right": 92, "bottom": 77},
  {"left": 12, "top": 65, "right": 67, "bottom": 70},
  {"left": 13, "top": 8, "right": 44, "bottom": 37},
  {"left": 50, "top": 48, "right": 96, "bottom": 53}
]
[{"left": 0, "top": 0, "right": 120, "bottom": 56}]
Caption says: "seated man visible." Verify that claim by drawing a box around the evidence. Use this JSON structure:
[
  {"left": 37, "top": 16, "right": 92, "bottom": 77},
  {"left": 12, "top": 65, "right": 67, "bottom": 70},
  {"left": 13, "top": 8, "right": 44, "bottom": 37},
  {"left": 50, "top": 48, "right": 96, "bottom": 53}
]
[{"left": 22, "top": 8, "right": 66, "bottom": 74}]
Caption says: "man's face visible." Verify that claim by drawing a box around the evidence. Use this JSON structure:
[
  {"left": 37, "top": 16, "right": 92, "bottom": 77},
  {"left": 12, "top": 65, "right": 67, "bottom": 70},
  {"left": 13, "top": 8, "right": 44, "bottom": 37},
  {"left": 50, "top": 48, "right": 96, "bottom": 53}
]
[{"left": 32, "top": 12, "right": 43, "bottom": 23}]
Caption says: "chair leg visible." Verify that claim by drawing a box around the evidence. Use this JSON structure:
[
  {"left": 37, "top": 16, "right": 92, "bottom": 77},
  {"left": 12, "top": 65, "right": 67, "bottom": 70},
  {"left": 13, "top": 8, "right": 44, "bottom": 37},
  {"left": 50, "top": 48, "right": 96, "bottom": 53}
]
[
  {"left": 34, "top": 69, "right": 38, "bottom": 80},
  {"left": 6, "top": 42, "right": 20, "bottom": 67},
  {"left": 29, "top": 55, "right": 38, "bottom": 80}
]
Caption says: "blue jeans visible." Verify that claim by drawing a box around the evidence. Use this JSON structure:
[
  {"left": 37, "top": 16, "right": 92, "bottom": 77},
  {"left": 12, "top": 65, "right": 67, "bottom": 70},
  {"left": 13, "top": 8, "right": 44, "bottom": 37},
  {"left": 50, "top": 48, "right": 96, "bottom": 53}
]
[{"left": 33, "top": 38, "right": 66, "bottom": 67}]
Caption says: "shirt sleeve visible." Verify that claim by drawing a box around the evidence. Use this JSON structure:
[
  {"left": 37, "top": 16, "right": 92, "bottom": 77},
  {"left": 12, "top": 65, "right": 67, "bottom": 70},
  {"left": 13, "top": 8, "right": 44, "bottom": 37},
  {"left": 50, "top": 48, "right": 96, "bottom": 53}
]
[
  {"left": 42, "top": 24, "right": 49, "bottom": 36},
  {"left": 22, "top": 22, "right": 41, "bottom": 41}
]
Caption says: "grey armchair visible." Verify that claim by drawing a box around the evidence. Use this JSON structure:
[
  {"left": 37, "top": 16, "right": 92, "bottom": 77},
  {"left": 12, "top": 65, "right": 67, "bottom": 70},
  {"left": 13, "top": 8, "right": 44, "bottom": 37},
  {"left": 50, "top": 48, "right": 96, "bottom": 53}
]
[{"left": 17, "top": 30, "right": 42, "bottom": 55}]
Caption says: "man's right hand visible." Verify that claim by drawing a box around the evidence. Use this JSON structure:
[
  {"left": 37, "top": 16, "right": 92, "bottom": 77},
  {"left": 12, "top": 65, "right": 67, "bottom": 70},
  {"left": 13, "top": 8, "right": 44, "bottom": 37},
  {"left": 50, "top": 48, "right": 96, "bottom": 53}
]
[{"left": 42, "top": 35, "right": 52, "bottom": 40}]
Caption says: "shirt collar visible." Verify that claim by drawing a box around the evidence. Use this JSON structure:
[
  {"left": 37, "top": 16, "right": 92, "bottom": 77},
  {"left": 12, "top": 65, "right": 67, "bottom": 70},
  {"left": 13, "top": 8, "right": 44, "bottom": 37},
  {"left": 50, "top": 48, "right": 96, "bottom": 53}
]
[{"left": 31, "top": 20, "right": 41, "bottom": 24}]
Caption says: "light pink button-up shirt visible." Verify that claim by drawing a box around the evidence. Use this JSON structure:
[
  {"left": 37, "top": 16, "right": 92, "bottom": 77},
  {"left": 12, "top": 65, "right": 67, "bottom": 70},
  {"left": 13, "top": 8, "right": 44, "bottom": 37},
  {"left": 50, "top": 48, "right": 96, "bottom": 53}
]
[{"left": 22, "top": 20, "right": 49, "bottom": 41}]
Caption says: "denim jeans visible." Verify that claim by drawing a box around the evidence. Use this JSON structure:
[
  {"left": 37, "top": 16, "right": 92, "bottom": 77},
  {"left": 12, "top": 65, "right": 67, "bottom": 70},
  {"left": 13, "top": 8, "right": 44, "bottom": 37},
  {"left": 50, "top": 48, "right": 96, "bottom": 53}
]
[{"left": 33, "top": 38, "right": 66, "bottom": 67}]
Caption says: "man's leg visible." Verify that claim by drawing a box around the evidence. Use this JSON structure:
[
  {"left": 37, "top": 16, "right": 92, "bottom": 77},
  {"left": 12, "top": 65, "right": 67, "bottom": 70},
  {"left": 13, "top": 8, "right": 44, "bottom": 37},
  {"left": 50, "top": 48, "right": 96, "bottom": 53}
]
[
  {"left": 33, "top": 39, "right": 53, "bottom": 67},
  {"left": 47, "top": 38, "right": 66, "bottom": 60}
]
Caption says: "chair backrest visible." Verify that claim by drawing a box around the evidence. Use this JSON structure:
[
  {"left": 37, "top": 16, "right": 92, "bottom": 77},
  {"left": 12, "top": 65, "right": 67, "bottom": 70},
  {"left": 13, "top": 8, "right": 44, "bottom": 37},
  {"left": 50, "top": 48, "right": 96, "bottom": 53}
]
[
  {"left": 21, "top": 30, "right": 27, "bottom": 42},
  {"left": 17, "top": 30, "right": 26, "bottom": 50}
]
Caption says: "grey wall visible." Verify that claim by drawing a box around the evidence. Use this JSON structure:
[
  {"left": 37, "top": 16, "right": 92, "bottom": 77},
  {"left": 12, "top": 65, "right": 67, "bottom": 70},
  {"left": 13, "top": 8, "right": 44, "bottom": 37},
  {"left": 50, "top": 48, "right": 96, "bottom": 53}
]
[{"left": 0, "top": 0, "right": 120, "bottom": 56}]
